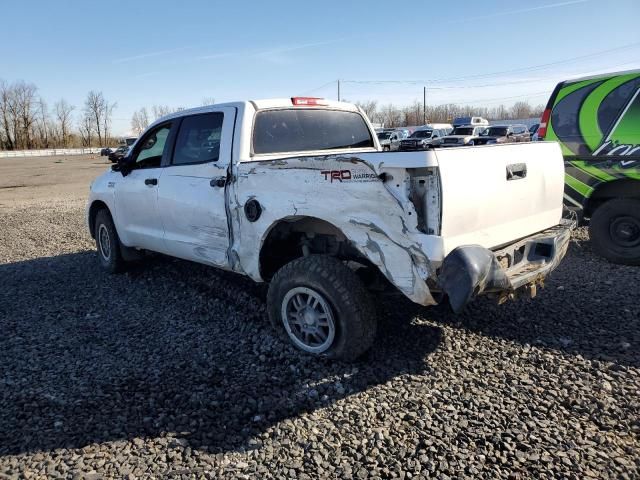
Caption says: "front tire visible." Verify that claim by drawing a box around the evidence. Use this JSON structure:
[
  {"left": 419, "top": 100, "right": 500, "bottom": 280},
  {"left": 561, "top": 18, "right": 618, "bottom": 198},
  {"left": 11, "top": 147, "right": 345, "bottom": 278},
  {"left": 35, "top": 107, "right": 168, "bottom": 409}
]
[
  {"left": 589, "top": 198, "right": 640, "bottom": 265},
  {"left": 267, "top": 255, "right": 377, "bottom": 361},
  {"left": 94, "top": 209, "right": 126, "bottom": 273}
]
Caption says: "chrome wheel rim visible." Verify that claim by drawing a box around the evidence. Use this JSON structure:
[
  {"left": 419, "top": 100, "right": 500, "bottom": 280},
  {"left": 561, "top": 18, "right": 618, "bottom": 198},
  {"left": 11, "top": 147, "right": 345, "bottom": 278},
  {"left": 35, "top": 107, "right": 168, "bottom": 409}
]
[
  {"left": 281, "top": 287, "right": 335, "bottom": 354},
  {"left": 98, "top": 224, "right": 111, "bottom": 261}
]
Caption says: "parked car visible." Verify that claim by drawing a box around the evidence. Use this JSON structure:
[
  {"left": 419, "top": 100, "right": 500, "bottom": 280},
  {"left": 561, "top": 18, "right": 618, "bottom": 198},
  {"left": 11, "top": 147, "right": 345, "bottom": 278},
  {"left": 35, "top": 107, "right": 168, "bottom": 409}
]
[
  {"left": 100, "top": 147, "right": 113, "bottom": 156},
  {"left": 88, "top": 96, "right": 573, "bottom": 360},
  {"left": 452, "top": 116, "right": 489, "bottom": 128},
  {"left": 529, "top": 123, "right": 539, "bottom": 140},
  {"left": 108, "top": 146, "right": 128, "bottom": 163},
  {"left": 426, "top": 123, "right": 453, "bottom": 133},
  {"left": 377, "top": 130, "right": 402, "bottom": 151},
  {"left": 539, "top": 69, "right": 640, "bottom": 265},
  {"left": 438, "top": 125, "right": 488, "bottom": 147},
  {"left": 473, "top": 125, "right": 531, "bottom": 145},
  {"left": 399, "top": 128, "right": 447, "bottom": 150}
]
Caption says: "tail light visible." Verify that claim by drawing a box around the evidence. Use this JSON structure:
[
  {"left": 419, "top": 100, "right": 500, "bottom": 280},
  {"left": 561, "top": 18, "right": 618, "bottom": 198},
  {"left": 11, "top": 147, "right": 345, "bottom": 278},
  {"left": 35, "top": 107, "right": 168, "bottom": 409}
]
[
  {"left": 291, "top": 97, "right": 326, "bottom": 106},
  {"left": 537, "top": 108, "right": 551, "bottom": 139}
]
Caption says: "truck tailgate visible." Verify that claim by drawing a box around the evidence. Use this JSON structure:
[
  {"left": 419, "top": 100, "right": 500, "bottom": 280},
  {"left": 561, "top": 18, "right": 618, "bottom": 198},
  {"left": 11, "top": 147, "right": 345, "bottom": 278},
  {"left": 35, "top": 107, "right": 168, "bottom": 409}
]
[{"left": 435, "top": 142, "right": 565, "bottom": 254}]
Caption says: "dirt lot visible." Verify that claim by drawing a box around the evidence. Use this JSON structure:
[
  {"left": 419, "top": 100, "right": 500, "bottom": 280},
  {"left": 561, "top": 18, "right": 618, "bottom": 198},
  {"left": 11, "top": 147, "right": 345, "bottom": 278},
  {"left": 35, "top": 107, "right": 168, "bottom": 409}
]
[{"left": 1, "top": 155, "right": 639, "bottom": 479}]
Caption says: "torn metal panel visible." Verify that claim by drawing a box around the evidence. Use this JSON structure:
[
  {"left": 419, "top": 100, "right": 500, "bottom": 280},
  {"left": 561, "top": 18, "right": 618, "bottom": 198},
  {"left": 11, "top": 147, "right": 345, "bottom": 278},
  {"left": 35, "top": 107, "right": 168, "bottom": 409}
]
[{"left": 228, "top": 153, "right": 438, "bottom": 306}]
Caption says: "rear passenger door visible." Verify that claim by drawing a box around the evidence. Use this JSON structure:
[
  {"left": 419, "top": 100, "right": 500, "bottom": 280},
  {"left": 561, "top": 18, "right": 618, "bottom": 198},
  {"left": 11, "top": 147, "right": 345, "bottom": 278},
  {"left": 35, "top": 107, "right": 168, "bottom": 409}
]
[{"left": 157, "top": 107, "right": 236, "bottom": 267}]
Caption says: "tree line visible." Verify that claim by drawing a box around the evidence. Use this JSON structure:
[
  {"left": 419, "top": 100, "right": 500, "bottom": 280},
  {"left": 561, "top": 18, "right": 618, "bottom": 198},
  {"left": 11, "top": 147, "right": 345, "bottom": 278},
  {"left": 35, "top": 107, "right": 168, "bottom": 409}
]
[
  {"left": 0, "top": 75, "right": 544, "bottom": 151},
  {"left": 0, "top": 79, "right": 118, "bottom": 150},
  {"left": 129, "top": 97, "right": 216, "bottom": 135},
  {"left": 354, "top": 100, "right": 545, "bottom": 128}
]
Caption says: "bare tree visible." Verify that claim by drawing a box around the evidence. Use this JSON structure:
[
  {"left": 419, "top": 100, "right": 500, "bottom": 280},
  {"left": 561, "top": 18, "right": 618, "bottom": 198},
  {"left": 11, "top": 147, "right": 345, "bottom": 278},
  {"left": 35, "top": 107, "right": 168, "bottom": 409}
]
[
  {"left": 102, "top": 100, "right": 116, "bottom": 146},
  {"left": 510, "top": 101, "right": 532, "bottom": 119},
  {"left": 201, "top": 97, "right": 216, "bottom": 106},
  {"left": 0, "top": 80, "right": 14, "bottom": 150},
  {"left": 355, "top": 100, "right": 378, "bottom": 123},
  {"left": 152, "top": 104, "right": 173, "bottom": 120},
  {"left": 379, "top": 104, "right": 402, "bottom": 128},
  {"left": 13, "top": 81, "right": 38, "bottom": 149},
  {"left": 34, "top": 97, "right": 50, "bottom": 148},
  {"left": 78, "top": 112, "right": 93, "bottom": 147},
  {"left": 54, "top": 99, "right": 74, "bottom": 147},
  {"left": 131, "top": 107, "right": 150, "bottom": 135},
  {"left": 84, "top": 91, "right": 107, "bottom": 146}
]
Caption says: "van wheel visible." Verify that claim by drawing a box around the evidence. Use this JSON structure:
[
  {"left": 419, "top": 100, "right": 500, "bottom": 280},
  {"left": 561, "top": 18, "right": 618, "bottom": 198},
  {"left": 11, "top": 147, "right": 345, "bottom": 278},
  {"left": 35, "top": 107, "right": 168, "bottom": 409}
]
[
  {"left": 589, "top": 198, "right": 640, "bottom": 265},
  {"left": 94, "top": 209, "right": 126, "bottom": 273},
  {"left": 267, "top": 255, "right": 377, "bottom": 361}
]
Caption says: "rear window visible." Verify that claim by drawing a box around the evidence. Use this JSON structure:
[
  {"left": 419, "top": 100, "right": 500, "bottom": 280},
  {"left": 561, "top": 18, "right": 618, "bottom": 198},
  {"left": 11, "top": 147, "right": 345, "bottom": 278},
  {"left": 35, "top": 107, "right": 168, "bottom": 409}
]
[{"left": 253, "top": 109, "right": 374, "bottom": 154}]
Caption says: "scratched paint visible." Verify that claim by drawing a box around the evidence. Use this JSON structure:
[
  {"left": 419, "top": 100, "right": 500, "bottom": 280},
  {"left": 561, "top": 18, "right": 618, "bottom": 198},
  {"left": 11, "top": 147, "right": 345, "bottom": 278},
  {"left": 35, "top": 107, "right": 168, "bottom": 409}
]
[{"left": 228, "top": 153, "right": 438, "bottom": 306}]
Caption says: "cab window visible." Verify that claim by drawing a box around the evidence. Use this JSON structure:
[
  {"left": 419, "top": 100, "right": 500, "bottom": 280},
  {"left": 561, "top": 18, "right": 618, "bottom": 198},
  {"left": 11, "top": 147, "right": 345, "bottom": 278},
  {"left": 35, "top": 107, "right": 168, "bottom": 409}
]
[
  {"left": 172, "top": 113, "right": 224, "bottom": 165},
  {"left": 132, "top": 123, "right": 172, "bottom": 169}
]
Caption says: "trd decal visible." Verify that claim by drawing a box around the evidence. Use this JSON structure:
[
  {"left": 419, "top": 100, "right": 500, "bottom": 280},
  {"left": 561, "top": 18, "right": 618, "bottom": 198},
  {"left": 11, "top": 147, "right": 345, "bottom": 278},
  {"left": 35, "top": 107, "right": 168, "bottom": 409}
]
[
  {"left": 321, "top": 170, "right": 351, "bottom": 182},
  {"left": 320, "top": 169, "right": 379, "bottom": 183}
]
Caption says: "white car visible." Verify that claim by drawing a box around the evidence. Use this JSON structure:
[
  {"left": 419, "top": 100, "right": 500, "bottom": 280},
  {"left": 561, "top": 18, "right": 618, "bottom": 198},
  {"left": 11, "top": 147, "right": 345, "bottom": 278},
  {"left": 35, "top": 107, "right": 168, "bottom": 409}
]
[
  {"left": 438, "top": 125, "right": 489, "bottom": 147},
  {"left": 87, "top": 97, "right": 573, "bottom": 360}
]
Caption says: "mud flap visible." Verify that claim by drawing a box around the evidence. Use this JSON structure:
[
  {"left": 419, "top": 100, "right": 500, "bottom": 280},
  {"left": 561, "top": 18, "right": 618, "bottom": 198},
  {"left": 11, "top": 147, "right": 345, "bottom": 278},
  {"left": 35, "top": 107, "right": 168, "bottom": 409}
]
[{"left": 438, "top": 246, "right": 512, "bottom": 313}]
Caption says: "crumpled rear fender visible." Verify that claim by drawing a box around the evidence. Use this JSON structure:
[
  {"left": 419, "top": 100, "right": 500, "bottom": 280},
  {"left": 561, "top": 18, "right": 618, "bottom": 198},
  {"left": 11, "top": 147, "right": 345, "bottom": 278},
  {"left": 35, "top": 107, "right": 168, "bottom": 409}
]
[{"left": 229, "top": 154, "right": 438, "bottom": 306}]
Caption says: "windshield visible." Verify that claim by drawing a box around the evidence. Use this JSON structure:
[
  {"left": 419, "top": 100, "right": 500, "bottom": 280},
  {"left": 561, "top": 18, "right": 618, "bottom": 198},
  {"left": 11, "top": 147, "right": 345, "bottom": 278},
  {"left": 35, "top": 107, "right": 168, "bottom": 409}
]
[
  {"left": 377, "top": 132, "right": 392, "bottom": 140},
  {"left": 451, "top": 127, "right": 474, "bottom": 136},
  {"left": 481, "top": 127, "right": 508, "bottom": 136},
  {"left": 253, "top": 109, "right": 374, "bottom": 154},
  {"left": 410, "top": 130, "right": 433, "bottom": 139}
]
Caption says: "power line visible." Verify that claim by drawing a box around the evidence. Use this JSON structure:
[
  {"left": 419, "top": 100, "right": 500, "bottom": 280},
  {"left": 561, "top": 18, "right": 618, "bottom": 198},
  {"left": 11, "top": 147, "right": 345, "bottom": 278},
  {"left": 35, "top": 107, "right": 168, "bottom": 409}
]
[
  {"left": 298, "top": 80, "right": 337, "bottom": 96},
  {"left": 339, "top": 41, "right": 640, "bottom": 87},
  {"left": 429, "top": 41, "right": 640, "bottom": 83}
]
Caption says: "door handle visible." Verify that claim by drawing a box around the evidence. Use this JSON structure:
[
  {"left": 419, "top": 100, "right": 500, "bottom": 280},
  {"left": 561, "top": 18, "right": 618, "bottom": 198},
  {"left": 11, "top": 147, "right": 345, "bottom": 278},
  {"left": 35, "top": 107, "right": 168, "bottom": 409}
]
[
  {"left": 210, "top": 176, "right": 226, "bottom": 188},
  {"left": 506, "top": 163, "right": 527, "bottom": 181},
  {"left": 145, "top": 178, "right": 158, "bottom": 186}
]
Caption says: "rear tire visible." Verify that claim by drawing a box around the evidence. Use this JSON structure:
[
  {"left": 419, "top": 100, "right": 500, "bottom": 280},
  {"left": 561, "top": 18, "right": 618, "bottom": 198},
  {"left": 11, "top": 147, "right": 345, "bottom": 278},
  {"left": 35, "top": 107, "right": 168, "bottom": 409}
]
[
  {"left": 267, "top": 255, "right": 377, "bottom": 361},
  {"left": 589, "top": 198, "right": 640, "bottom": 265},
  {"left": 94, "top": 209, "right": 126, "bottom": 273}
]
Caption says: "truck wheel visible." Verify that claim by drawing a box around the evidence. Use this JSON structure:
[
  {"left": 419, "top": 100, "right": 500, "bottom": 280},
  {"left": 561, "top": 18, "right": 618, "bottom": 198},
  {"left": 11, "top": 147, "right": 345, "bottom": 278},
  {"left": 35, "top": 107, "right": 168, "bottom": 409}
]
[
  {"left": 267, "top": 255, "right": 377, "bottom": 361},
  {"left": 94, "top": 209, "right": 126, "bottom": 273},
  {"left": 589, "top": 198, "right": 640, "bottom": 265}
]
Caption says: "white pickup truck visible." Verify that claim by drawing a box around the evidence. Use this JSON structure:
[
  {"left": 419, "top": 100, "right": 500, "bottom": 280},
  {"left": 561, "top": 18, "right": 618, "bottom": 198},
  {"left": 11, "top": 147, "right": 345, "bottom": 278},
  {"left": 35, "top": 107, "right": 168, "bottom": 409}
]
[{"left": 87, "top": 97, "right": 573, "bottom": 360}]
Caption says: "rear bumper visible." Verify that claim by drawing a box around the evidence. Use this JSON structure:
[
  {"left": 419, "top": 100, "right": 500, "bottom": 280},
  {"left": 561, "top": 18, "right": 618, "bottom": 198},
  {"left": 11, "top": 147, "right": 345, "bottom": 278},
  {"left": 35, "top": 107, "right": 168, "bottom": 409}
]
[{"left": 437, "top": 219, "right": 575, "bottom": 313}]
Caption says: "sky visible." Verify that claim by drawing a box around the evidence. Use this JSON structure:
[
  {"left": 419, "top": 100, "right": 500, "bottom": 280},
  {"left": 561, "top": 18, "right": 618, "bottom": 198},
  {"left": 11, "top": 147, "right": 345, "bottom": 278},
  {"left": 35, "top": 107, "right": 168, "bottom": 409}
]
[{"left": 1, "top": 0, "right": 639, "bottom": 135}]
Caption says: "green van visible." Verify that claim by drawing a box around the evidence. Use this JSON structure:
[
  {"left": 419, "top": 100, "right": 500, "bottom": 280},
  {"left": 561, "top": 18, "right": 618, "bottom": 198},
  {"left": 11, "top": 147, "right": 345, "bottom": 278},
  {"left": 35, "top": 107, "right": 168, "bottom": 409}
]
[{"left": 539, "top": 69, "right": 640, "bottom": 265}]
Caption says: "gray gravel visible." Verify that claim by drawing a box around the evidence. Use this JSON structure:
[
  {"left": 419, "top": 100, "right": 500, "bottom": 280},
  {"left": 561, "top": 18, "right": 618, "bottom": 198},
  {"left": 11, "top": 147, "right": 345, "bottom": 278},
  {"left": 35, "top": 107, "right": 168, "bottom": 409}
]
[{"left": 1, "top": 200, "right": 639, "bottom": 479}]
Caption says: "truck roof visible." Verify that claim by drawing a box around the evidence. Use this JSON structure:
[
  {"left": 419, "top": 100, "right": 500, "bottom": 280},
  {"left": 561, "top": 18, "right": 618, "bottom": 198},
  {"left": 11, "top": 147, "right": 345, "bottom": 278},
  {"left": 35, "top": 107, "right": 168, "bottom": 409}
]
[
  {"left": 560, "top": 68, "right": 640, "bottom": 84},
  {"left": 151, "top": 98, "right": 361, "bottom": 128}
]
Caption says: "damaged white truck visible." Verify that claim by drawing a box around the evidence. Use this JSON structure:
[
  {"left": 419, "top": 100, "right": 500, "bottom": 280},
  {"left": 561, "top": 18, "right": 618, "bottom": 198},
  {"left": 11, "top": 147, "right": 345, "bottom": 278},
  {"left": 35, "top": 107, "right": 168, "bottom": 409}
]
[{"left": 87, "top": 97, "right": 574, "bottom": 360}]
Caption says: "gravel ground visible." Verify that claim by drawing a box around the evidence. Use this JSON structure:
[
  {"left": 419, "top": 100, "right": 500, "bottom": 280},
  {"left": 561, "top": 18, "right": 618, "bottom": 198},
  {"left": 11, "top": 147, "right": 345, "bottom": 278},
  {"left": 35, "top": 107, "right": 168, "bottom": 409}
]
[{"left": 1, "top": 195, "right": 639, "bottom": 479}]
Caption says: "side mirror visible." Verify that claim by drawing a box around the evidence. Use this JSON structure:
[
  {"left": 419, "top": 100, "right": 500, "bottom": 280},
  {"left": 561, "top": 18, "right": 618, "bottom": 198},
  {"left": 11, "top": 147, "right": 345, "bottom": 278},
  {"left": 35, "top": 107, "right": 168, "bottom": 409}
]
[{"left": 112, "top": 156, "right": 133, "bottom": 176}]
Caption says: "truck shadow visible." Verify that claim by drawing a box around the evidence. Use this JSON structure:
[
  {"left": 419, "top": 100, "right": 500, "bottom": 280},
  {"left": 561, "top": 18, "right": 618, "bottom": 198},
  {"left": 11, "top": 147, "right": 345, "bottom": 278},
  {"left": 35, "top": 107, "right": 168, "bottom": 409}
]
[
  {"left": 425, "top": 240, "right": 640, "bottom": 369},
  {"left": 0, "top": 252, "right": 439, "bottom": 456},
  {"left": 0, "top": 241, "right": 637, "bottom": 457}
]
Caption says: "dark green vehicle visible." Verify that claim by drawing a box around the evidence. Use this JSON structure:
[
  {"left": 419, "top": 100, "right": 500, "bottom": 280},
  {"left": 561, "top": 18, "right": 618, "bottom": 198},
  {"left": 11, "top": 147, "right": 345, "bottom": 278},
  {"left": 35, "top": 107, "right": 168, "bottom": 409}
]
[{"left": 539, "top": 69, "right": 640, "bottom": 265}]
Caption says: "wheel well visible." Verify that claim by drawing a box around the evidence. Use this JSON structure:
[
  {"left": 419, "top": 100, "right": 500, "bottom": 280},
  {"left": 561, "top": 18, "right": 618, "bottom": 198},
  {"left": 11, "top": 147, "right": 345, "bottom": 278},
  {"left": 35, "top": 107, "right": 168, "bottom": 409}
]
[
  {"left": 259, "top": 217, "right": 367, "bottom": 280},
  {"left": 585, "top": 178, "right": 640, "bottom": 217},
  {"left": 88, "top": 201, "right": 110, "bottom": 239}
]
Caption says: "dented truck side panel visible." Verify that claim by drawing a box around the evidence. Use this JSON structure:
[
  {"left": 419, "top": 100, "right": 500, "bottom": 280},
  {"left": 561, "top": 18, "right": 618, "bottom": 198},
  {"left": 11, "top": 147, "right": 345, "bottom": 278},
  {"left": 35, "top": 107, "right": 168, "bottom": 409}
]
[{"left": 227, "top": 154, "right": 439, "bottom": 306}]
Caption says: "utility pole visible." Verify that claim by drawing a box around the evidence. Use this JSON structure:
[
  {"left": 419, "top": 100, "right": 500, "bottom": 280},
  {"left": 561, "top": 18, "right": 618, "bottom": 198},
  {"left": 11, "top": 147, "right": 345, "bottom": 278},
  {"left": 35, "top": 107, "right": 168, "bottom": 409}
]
[
  {"left": 423, "top": 86, "right": 427, "bottom": 125},
  {"left": 338, "top": 79, "right": 341, "bottom": 101}
]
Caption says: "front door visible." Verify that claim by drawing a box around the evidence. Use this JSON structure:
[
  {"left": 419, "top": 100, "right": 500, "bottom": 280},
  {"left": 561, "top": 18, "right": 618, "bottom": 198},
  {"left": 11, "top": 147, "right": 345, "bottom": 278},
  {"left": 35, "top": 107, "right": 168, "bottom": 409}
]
[
  {"left": 114, "top": 122, "right": 174, "bottom": 253},
  {"left": 157, "top": 107, "right": 236, "bottom": 267}
]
